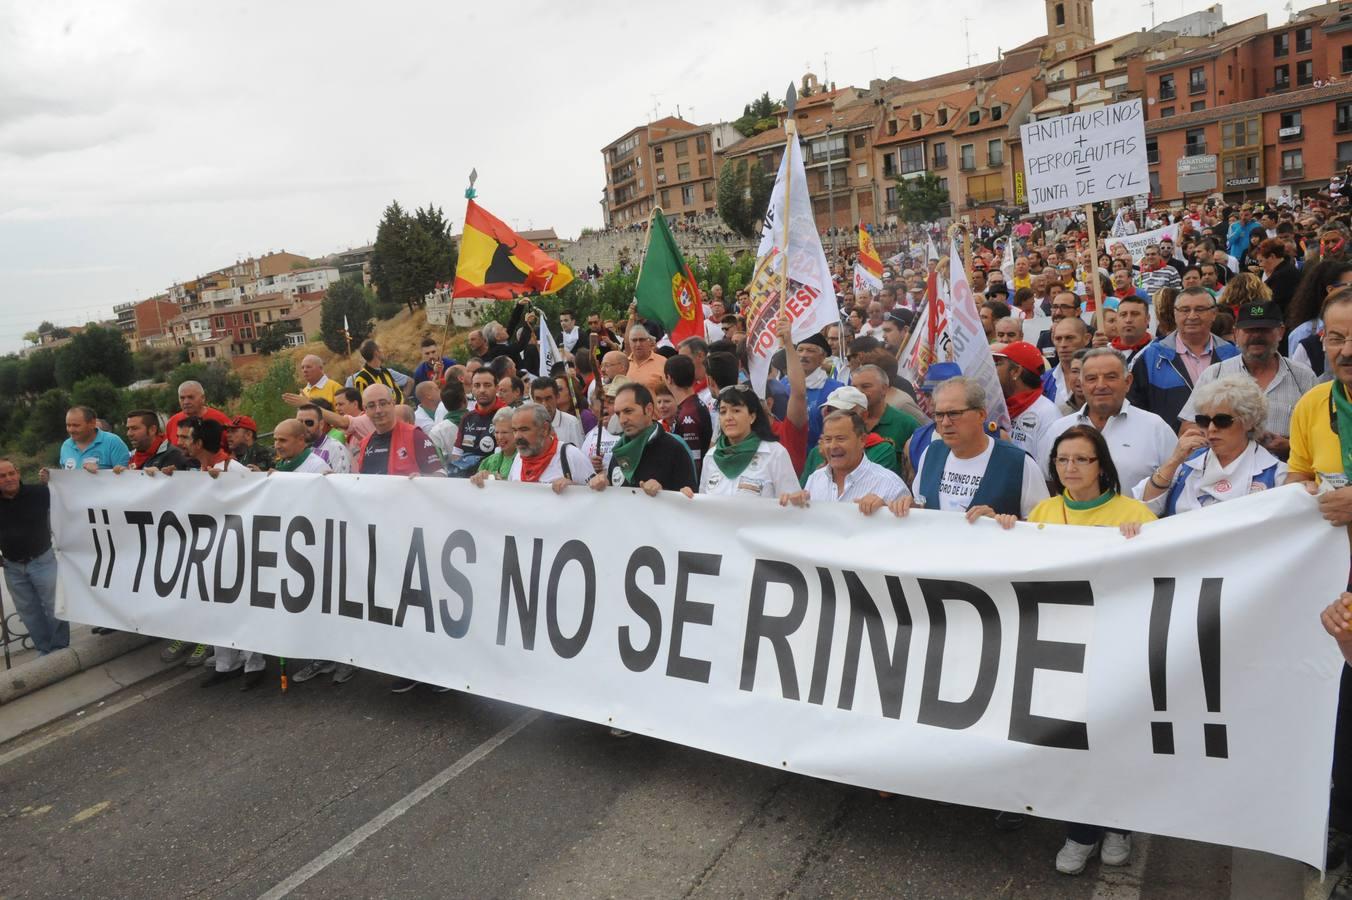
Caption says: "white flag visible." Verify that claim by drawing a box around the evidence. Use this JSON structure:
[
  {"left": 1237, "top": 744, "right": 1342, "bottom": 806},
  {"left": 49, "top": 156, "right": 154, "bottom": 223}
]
[
  {"left": 926, "top": 234, "right": 940, "bottom": 263},
  {"left": 1109, "top": 207, "right": 1129, "bottom": 237},
  {"left": 744, "top": 135, "right": 839, "bottom": 398},
  {"left": 853, "top": 262, "right": 882, "bottom": 295},
  {"left": 1000, "top": 237, "right": 1016, "bottom": 287},
  {"left": 538, "top": 310, "right": 560, "bottom": 379},
  {"left": 944, "top": 242, "right": 1010, "bottom": 435}
]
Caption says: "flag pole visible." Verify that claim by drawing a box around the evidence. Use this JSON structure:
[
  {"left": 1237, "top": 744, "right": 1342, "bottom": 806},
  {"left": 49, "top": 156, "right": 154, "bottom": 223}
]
[
  {"left": 1084, "top": 202, "right": 1105, "bottom": 332},
  {"left": 442, "top": 168, "right": 478, "bottom": 355},
  {"left": 779, "top": 83, "right": 798, "bottom": 323}
]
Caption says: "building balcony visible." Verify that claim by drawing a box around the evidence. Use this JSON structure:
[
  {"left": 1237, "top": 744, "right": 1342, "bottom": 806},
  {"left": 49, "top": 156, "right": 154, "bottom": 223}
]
[
  {"left": 932, "top": 155, "right": 948, "bottom": 169},
  {"left": 1184, "top": 142, "right": 1207, "bottom": 157},
  {"left": 1338, "top": 119, "right": 1352, "bottom": 135},
  {"left": 1278, "top": 125, "right": 1304, "bottom": 142},
  {"left": 1159, "top": 86, "right": 1177, "bottom": 101},
  {"left": 959, "top": 161, "right": 977, "bottom": 171},
  {"left": 1147, "top": 149, "right": 1160, "bottom": 164},
  {"left": 1189, "top": 80, "right": 1207, "bottom": 95},
  {"left": 1281, "top": 166, "right": 1305, "bottom": 181}
]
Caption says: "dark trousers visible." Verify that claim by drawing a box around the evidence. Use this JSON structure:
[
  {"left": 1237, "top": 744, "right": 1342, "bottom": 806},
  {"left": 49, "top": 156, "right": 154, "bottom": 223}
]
[
  {"left": 1332, "top": 665, "right": 1352, "bottom": 833},
  {"left": 1066, "top": 823, "right": 1131, "bottom": 845}
]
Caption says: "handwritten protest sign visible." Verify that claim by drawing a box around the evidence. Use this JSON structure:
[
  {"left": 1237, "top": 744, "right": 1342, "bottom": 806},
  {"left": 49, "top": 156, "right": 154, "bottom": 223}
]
[{"left": 1020, "top": 99, "right": 1149, "bottom": 214}]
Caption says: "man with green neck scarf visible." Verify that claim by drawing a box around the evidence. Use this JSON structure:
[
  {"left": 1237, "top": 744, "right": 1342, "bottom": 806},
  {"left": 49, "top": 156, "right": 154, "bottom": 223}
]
[
  {"left": 270, "top": 419, "right": 332, "bottom": 474},
  {"left": 1287, "top": 288, "right": 1352, "bottom": 866},
  {"left": 588, "top": 382, "right": 696, "bottom": 496}
]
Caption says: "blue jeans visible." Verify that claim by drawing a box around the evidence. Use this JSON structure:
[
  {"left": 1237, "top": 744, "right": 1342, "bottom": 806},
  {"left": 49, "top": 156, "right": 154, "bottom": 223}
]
[{"left": 4, "top": 549, "right": 68, "bottom": 655}]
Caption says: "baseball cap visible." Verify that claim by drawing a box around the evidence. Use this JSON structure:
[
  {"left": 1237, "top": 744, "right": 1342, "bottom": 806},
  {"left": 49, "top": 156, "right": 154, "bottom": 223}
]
[
  {"left": 820, "top": 385, "right": 868, "bottom": 412},
  {"left": 921, "top": 361, "right": 962, "bottom": 392},
  {"left": 603, "top": 376, "right": 633, "bottom": 398},
  {"left": 230, "top": 415, "right": 258, "bottom": 433},
  {"left": 1236, "top": 300, "right": 1282, "bottom": 328},
  {"left": 991, "top": 341, "right": 1045, "bottom": 374}
]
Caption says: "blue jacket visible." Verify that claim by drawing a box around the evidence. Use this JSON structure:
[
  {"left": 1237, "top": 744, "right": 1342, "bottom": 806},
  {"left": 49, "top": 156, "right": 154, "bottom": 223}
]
[{"left": 1127, "top": 333, "right": 1238, "bottom": 432}]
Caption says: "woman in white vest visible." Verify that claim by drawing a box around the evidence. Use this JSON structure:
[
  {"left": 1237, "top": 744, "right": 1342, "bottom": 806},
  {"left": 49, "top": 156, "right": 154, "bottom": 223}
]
[
  {"left": 683, "top": 384, "right": 798, "bottom": 500},
  {"left": 1133, "top": 375, "right": 1285, "bottom": 516}
]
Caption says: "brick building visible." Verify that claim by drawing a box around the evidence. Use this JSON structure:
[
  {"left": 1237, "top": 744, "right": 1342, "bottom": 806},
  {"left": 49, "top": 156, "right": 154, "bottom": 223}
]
[
  {"left": 600, "top": 118, "right": 742, "bottom": 226},
  {"left": 113, "top": 295, "right": 181, "bottom": 348}
]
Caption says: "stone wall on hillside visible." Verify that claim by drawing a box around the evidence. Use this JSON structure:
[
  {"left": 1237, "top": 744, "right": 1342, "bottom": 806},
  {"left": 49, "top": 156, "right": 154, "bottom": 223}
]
[{"left": 560, "top": 228, "right": 758, "bottom": 273}]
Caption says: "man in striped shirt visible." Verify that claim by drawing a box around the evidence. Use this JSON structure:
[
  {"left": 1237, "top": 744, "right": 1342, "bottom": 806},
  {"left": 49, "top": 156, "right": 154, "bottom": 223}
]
[
  {"left": 1136, "top": 245, "right": 1182, "bottom": 297},
  {"left": 780, "top": 410, "right": 909, "bottom": 513}
]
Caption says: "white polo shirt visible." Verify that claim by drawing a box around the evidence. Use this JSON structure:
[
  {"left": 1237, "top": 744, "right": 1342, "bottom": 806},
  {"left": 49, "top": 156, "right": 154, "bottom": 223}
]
[
  {"left": 1038, "top": 400, "right": 1177, "bottom": 491},
  {"left": 698, "top": 441, "right": 799, "bottom": 500},
  {"left": 551, "top": 409, "right": 586, "bottom": 447},
  {"left": 507, "top": 442, "right": 593, "bottom": 485},
  {"left": 804, "top": 455, "right": 911, "bottom": 503}
]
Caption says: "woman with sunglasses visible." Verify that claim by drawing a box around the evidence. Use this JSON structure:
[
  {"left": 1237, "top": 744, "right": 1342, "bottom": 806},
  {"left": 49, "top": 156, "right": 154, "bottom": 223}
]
[
  {"left": 1025, "top": 424, "right": 1154, "bottom": 875},
  {"left": 1134, "top": 376, "right": 1283, "bottom": 516},
  {"left": 683, "top": 383, "right": 798, "bottom": 500}
]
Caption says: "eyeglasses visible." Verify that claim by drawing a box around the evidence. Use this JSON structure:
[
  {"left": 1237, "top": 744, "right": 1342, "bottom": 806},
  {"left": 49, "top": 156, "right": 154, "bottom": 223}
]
[
  {"left": 1326, "top": 333, "right": 1352, "bottom": 348},
  {"left": 932, "top": 407, "right": 976, "bottom": 421},
  {"left": 1175, "top": 305, "right": 1217, "bottom": 317},
  {"left": 1194, "top": 413, "right": 1237, "bottom": 429},
  {"left": 299, "top": 419, "right": 318, "bottom": 427},
  {"left": 1050, "top": 303, "right": 1078, "bottom": 312},
  {"left": 1054, "top": 455, "right": 1098, "bottom": 468}
]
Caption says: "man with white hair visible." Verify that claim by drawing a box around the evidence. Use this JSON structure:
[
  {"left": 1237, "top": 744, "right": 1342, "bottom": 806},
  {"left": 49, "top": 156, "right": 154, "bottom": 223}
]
[
  {"left": 164, "top": 380, "right": 233, "bottom": 446},
  {"left": 470, "top": 404, "right": 591, "bottom": 490},
  {"left": 290, "top": 354, "right": 341, "bottom": 408},
  {"left": 625, "top": 323, "right": 666, "bottom": 394}
]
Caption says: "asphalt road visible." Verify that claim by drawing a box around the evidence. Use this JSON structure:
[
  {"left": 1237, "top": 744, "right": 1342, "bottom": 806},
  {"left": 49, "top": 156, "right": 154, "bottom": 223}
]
[{"left": 0, "top": 663, "right": 1319, "bottom": 900}]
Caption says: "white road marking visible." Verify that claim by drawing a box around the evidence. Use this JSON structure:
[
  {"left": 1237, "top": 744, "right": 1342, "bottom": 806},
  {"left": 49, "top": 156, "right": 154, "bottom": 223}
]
[
  {"left": 257, "top": 708, "right": 540, "bottom": 900},
  {"left": 1090, "top": 834, "right": 1151, "bottom": 900},
  {"left": 0, "top": 668, "right": 200, "bottom": 769}
]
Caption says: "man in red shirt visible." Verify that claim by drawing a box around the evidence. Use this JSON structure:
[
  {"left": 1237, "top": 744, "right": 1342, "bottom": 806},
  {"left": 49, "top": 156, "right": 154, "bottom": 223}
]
[
  {"left": 165, "top": 380, "right": 233, "bottom": 446},
  {"left": 664, "top": 354, "right": 712, "bottom": 478}
]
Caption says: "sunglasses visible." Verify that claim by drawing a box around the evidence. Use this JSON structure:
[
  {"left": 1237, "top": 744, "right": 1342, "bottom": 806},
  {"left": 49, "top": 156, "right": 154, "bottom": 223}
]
[
  {"left": 1194, "top": 413, "right": 1237, "bottom": 429},
  {"left": 718, "top": 383, "right": 754, "bottom": 400}
]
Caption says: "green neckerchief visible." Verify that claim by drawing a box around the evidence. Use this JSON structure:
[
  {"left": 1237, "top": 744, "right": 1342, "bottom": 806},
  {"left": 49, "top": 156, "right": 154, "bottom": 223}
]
[
  {"left": 712, "top": 432, "right": 761, "bottom": 480},
  {"left": 1333, "top": 382, "right": 1352, "bottom": 479},
  {"left": 1062, "top": 489, "right": 1115, "bottom": 511},
  {"left": 448, "top": 407, "right": 466, "bottom": 426},
  {"left": 611, "top": 423, "right": 659, "bottom": 485},
  {"left": 273, "top": 447, "right": 312, "bottom": 473}
]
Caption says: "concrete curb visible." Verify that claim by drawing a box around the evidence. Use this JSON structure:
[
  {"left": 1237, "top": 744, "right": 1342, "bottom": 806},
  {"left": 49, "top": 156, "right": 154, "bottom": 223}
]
[{"left": 0, "top": 632, "right": 155, "bottom": 706}]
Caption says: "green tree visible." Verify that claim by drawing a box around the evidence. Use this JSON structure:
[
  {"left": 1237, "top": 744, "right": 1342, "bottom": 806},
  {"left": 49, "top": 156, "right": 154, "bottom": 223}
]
[
  {"left": 237, "top": 357, "right": 301, "bottom": 436},
  {"left": 895, "top": 173, "right": 951, "bottom": 224},
  {"left": 370, "top": 201, "right": 458, "bottom": 312},
  {"left": 254, "top": 322, "right": 298, "bottom": 356},
  {"left": 22, "top": 350, "right": 58, "bottom": 394},
  {"left": 55, "top": 325, "right": 134, "bottom": 389},
  {"left": 21, "top": 388, "right": 71, "bottom": 455},
  {"left": 320, "top": 279, "right": 375, "bottom": 354},
  {"left": 132, "top": 345, "right": 187, "bottom": 382},
  {"left": 70, "top": 374, "right": 125, "bottom": 423},
  {"left": 717, "top": 160, "right": 774, "bottom": 239},
  {"left": 732, "top": 92, "right": 782, "bottom": 137},
  {"left": 0, "top": 358, "right": 22, "bottom": 396}
]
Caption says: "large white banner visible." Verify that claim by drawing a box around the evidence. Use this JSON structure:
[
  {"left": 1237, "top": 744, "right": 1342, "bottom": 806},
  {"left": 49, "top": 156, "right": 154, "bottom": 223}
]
[
  {"left": 1020, "top": 99, "right": 1149, "bottom": 213},
  {"left": 50, "top": 472, "right": 1346, "bottom": 867},
  {"left": 1104, "top": 222, "right": 1183, "bottom": 265}
]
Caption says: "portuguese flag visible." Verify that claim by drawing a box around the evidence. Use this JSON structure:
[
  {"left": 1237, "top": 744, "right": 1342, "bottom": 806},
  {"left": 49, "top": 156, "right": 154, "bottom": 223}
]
[
  {"left": 634, "top": 211, "right": 705, "bottom": 345},
  {"left": 453, "top": 200, "right": 573, "bottom": 299}
]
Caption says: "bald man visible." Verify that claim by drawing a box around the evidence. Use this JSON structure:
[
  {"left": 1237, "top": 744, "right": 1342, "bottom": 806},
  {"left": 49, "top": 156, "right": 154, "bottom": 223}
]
[
  {"left": 589, "top": 350, "right": 631, "bottom": 404},
  {"left": 270, "top": 419, "right": 333, "bottom": 474}
]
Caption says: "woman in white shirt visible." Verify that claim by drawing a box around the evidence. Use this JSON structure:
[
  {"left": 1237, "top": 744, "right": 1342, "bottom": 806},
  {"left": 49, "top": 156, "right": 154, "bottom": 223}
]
[
  {"left": 1133, "top": 375, "right": 1285, "bottom": 515},
  {"left": 684, "top": 384, "right": 798, "bottom": 500}
]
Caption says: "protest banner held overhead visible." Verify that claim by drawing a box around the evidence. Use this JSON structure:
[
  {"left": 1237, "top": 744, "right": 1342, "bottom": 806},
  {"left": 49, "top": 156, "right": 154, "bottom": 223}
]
[
  {"left": 50, "top": 471, "right": 1348, "bottom": 869},
  {"left": 1020, "top": 99, "right": 1149, "bottom": 214}
]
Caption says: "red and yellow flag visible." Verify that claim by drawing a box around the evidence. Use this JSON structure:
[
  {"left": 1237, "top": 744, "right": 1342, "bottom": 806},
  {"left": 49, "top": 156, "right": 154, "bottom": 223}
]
[
  {"left": 453, "top": 200, "right": 573, "bottom": 299},
  {"left": 853, "top": 223, "right": 884, "bottom": 294}
]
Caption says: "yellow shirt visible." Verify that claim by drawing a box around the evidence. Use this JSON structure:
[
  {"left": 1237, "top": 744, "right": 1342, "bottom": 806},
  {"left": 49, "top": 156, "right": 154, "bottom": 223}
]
[
  {"left": 302, "top": 376, "right": 342, "bottom": 409},
  {"left": 1289, "top": 381, "right": 1343, "bottom": 487},
  {"left": 1028, "top": 491, "right": 1158, "bottom": 527},
  {"left": 1012, "top": 275, "right": 1032, "bottom": 292}
]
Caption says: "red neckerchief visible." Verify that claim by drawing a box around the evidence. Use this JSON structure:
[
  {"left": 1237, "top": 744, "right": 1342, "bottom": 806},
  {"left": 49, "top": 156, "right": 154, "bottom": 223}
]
[
  {"left": 1006, "top": 386, "right": 1044, "bottom": 419},
  {"left": 863, "top": 433, "right": 889, "bottom": 449},
  {"left": 518, "top": 434, "right": 558, "bottom": 483},
  {"left": 130, "top": 438, "right": 165, "bottom": 469},
  {"left": 1111, "top": 335, "right": 1151, "bottom": 353},
  {"left": 692, "top": 378, "right": 709, "bottom": 394},
  {"left": 473, "top": 398, "right": 505, "bottom": 418}
]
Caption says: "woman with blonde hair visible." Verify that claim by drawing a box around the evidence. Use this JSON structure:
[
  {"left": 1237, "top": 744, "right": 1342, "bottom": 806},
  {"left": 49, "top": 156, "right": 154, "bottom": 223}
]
[
  {"left": 1153, "top": 286, "right": 1177, "bottom": 338},
  {"left": 1217, "top": 271, "right": 1271, "bottom": 315}
]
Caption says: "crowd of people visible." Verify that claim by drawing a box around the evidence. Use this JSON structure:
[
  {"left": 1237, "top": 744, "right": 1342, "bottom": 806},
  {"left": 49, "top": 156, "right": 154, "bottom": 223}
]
[{"left": 6, "top": 193, "right": 1352, "bottom": 879}]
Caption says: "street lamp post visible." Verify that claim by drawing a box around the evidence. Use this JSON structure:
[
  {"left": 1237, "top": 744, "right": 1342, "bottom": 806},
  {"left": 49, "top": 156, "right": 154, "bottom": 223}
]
[{"left": 825, "top": 124, "right": 837, "bottom": 261}]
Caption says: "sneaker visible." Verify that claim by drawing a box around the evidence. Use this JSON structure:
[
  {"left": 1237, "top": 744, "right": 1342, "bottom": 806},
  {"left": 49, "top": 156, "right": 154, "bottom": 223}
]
[
  {"left": 390, "top": 678, "right": 420, "bottom": 694},
  {"left": 240, "top": 669, "right": 267, "bottom": 692},
  {"left": 608, "top": 727, "right": 633, "bottom": 738},
  {"left": 160, "top": 640, "right": 189, "bottom": 664},
  {"left": 291, "top": 661, "right": 336, "bottom": 683},
  {"left": 200, "top": 668, "right": 242, "bottom": 688},
  {"left": 332, "top": 664, "right": 358, "bottom": 684},
  {"left": 1101, "top": 832, "right": 1131, "bottom": 866},
  {"left": 1055, "top": 838, "right": 1099, "bottom": 875},
  {"left": 184, "top": 644, "right": 211, "bottom": 668},
  {"left": 994, "top": 811, "right": 1027, "bottom": 832}
]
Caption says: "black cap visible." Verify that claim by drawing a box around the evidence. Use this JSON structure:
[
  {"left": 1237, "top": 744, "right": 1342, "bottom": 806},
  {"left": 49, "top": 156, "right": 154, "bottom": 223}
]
[
  {"left": 887, "top": 308, "right": 915, "bottom": 329},
  {"left": 796, "top": 333, "right": 832, "bottom": 354},
  {"left": 1236, "top": 300, "right": 1281, "bottom": 328}
]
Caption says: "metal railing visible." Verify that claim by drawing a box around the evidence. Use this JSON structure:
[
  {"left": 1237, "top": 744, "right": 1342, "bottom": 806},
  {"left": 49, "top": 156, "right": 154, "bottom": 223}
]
[{"left": 0, "top": 580, "right": 33, "bottom": 670}]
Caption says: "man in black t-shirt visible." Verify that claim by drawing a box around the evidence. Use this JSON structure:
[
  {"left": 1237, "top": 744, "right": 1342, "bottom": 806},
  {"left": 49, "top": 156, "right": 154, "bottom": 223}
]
[
  {"left": 590, "top": 382, "right": 696, "bottom": 495},
  {"left": 0, "top": 458, "right": 66, "bottom": 654}
]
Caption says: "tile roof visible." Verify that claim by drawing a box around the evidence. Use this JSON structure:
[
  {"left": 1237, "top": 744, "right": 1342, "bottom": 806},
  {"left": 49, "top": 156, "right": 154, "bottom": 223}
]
[{"left": 722, "top": 100, "right": 878, "bottom": 157}]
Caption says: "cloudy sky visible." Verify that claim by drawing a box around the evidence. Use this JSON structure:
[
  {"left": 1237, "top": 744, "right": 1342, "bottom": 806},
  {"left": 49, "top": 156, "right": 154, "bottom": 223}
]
[{"left": 0, "top": 0, "right": 1278, "bottom": 354}]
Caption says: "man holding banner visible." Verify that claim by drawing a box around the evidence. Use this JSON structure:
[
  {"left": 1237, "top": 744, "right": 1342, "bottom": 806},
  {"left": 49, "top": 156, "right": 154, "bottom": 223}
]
[{"left": 590, "top": 382, "right": 696, "bottom": 495}]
